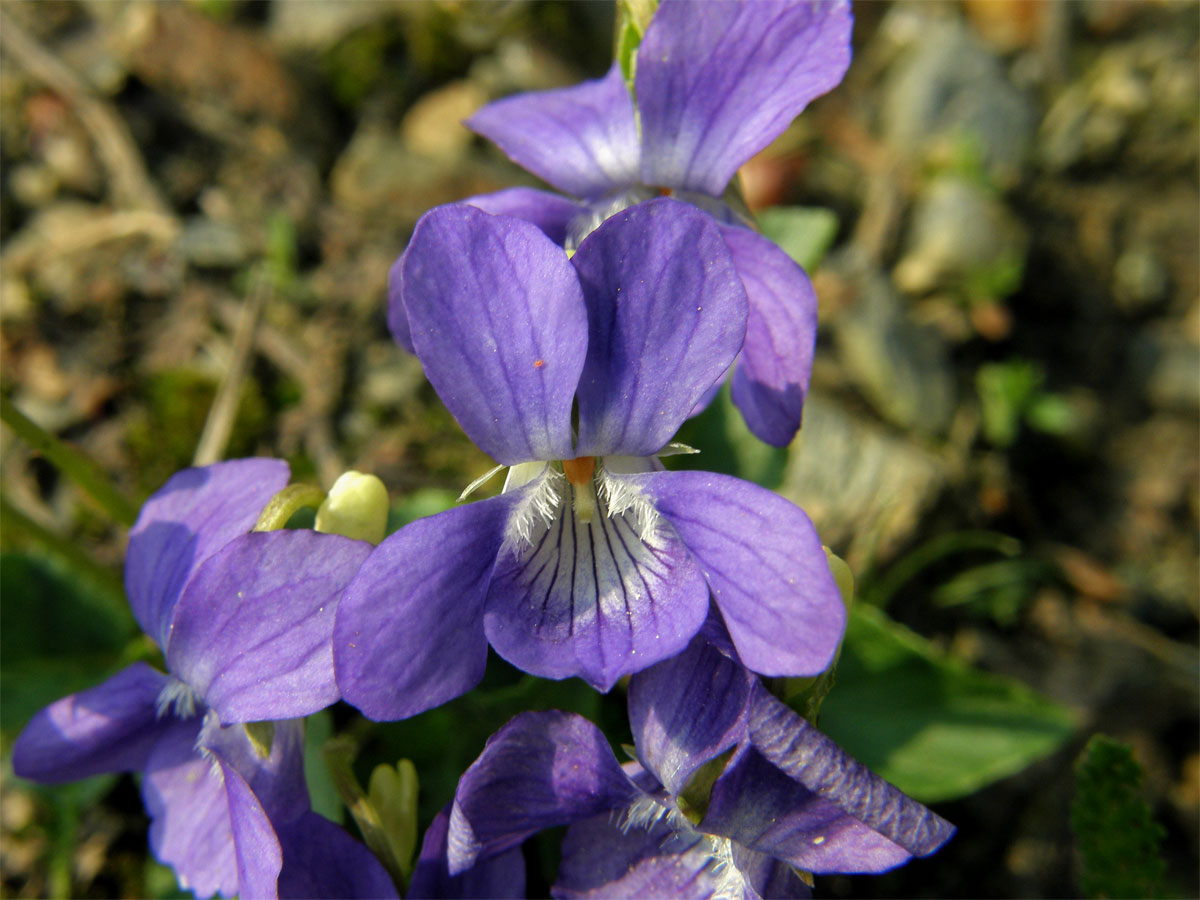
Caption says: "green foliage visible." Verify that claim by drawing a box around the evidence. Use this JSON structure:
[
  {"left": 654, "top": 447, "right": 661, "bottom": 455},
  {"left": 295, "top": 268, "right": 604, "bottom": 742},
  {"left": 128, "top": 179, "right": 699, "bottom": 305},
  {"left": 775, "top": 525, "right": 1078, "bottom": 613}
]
[
  {"left": 385, "top": 487, "right": 458, "bottom": 535},
  {"left": 0, "top": 552, "right": 135, "bottom": 738},
  {"left": 816, "top": 604, "right": 1076, "bottom": 802},
  {"left": 671, "top": 383, "right": 788, "bottom": 489},
  {"left": 127, "top": 370, "right": 269, "bottom": 493},
  {"left": 757, "top": 206, "right": 840, "bottom": 272},
  {"left": 977, "top": 359, "right": 1078, "bottom": 448},
  {"left": 1071, "top": 734, "right": 1167, "bottom": 899},
  {"left": 615, "top": 0, "right": 658, "bottom": 88}
]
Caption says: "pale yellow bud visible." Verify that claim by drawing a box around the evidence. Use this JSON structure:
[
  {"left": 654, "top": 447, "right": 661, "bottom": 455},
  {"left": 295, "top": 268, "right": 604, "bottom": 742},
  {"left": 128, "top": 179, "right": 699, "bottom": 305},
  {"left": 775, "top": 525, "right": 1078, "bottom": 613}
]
[{"left": 315, "top": 471, "right": 389, "bottom": 544}]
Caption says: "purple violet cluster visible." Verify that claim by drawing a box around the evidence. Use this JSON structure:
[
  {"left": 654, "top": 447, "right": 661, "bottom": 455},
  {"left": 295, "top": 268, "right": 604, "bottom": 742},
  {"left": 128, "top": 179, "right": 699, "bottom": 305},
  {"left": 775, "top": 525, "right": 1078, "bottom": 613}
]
[{"left": 13, "top": 2, "right": 958, "bottom": 898}]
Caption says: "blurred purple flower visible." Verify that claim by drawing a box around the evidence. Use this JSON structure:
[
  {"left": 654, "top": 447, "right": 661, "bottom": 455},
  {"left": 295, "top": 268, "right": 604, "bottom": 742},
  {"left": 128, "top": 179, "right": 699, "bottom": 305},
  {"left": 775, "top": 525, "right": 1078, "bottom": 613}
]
[
  {"left": 445, "top": 633, "right": 954, "bottom": 899},
  {"left": 389, "top": 0, "right": 853, "bottom": 447},
  {"left": 336, "top": 199, "right": 843, "bottom": 720},
  {"left": 12, "top": 459, "right": 394, "bottom": 900}
]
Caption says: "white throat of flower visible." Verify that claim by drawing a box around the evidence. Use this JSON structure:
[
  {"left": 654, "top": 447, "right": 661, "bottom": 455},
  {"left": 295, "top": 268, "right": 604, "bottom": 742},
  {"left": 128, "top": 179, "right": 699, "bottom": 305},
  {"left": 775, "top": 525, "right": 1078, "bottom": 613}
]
[
  {"left": 618, "top": 794, "right": 745, "bottom": 900},
  {"left": 155, "top": 676, "right": 199, "bottom": 720},
  {"left": 499, "top": 456, "right": 661, "bottom": 554}
]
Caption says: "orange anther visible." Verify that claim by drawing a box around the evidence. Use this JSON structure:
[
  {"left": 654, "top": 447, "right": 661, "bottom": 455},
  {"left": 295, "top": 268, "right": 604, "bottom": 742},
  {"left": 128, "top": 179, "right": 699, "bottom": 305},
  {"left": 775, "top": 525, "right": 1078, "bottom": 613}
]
[
  {"left": 562, "top": 456, "right": 596, "bottom": 486},
  {"left": 533, "top": 359, "right": 545, "bottom": 368}
]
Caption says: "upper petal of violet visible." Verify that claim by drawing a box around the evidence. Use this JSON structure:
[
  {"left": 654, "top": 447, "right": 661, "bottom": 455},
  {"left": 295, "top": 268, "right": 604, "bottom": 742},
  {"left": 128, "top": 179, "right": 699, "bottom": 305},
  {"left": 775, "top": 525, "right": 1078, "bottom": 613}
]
[
  {"left": 627, "top": 632, "right": 755, "bottom": 797},
  {"left": 637, "top": 0, "right": 853, "bottom": 196},
  {"left": 722, "top": 224, "right": 818, "bottom": 448},
  {"left": 125, "top": 458, "right": 290, "bottom": 649},
  {"left": 466, "top": 62, "right": 640, "bottom": 199},
  {"left": 744, "top": 687, "right": 957, "bottom": 863},
  {"left": 447, "top": 710, "right": 642, "bottom": 875},
  {"left": 573, "top": 198, "right": 747, "bottom": 458},
  {"left": 165, "top": 529, "right": 371, "bottom": 725},
  {"left": 401, "top": 204, "right": 585, "bottom": 466}
]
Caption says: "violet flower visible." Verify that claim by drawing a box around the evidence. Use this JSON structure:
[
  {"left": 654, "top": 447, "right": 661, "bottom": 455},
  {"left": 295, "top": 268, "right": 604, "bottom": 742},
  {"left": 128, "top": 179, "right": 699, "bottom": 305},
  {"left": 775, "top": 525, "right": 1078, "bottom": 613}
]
[
  {"left": 445, "top": 633, "right": 955, "bottom": 899},
  {"left": 389, "top": 0, "right": 853, "bottom": 447},
  {"left": 12, "top": 459, "right": 395, "bottom": 899},
  {"left": 336, "top": 198, "right": 843, "bottom": 720}
]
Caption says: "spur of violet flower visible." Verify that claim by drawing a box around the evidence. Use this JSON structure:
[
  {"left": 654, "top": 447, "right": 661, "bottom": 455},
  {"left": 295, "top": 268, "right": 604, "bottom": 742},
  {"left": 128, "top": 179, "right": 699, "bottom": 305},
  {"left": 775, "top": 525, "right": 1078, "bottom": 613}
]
[
  {"left": 445, "top": 630, "right": 955, "bottom": 899},
  {"left": 336, "top": 197, "right": 843, "bottom": 721},
  {"left": 388, "top": 0, "right": 853, "bottom": 447},
  {"left": 12, "top": 459, "right": 395, "bottom": 899}
]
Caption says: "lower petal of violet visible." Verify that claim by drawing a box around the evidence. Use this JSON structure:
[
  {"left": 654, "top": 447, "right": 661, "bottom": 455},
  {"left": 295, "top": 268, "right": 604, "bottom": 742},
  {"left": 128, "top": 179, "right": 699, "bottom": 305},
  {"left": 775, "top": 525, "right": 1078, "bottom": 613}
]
[
  {"left": 554, "top": 814, "right": 722, "bottom": 900},
  {"left": 483, "top": 476, "right": 710, "bottom": 691},
  {"left": 12, "top": 662, "right": 171, "bottom": 783},
  {"left": 142, "top": 720, "right": 251, "bottom": 900},
  {"left": 335, "top": 491, "right": 519, "bottom": 721}
]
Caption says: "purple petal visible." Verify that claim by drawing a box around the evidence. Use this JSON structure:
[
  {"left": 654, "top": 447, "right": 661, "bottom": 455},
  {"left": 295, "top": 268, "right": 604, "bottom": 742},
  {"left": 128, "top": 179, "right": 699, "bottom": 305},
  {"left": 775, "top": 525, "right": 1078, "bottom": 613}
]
[
  {"left": 636, "top": 471, "right": 845, "bottom": 677},
  {"left": 386, "top": 254, "right": 414, "bottom": 354},
  {"left": 637, "top": 0, "right": 853, "bottom": 195},
  {"left": 732, "top": 843, "right": 814, "bottom": 899},
  {"left": 465, "top": 187, "right": 587, "bottom": 247},
  {"left": 401, "top": 204, "right": 585, "bottom": 465},
  {"left": 740, "top": 687, "right": 956, "bottom": 866},
  {"left": 555, "top": 815, "right": 720, "bottom": 900},
  {"left": 142, "top": 721, "right": 249, "bottom": 899},
  {"left": 573, "top": 198, "right": 747, "bottom": 457},
  {"left": 483, "top": 471, "right": 710, "bottom": 691},
  {"left": 166, "top": 530, "right": 371, "bottom": 723},
  {"left": 467, "top": 63, "right": 640, "bottom": 198},
  {"left": 447, "top": 710, "right": 641, "bottom": 874},
  {"left": 276, "top": 812, "right": 400, "bottom": 900},
  {"left": 200, "top": 717, "right": 310, "bottom": 826},
  {"left": 722, "top": 225, "right": 817, "bottom": 447},
  {"left": 702, "top": 744, "right": 913, "bottom": 875},
  {"left": 218, "top": 754, "right": 286, "bottom": 900},
  {"left": 409, "top": 805, "right": 525, "bottom": 900},
  {"left": 627, "top": 634, "right": 755, "bottom": 796},
  {"left": 335, "top": 492, "right": 519, "bottom": 721},
  {"left": 12, "top": 663, "right": 171, "bottom": 783},
  {"left": 126, "top": 459, "right": 291, "bottom": 648}
]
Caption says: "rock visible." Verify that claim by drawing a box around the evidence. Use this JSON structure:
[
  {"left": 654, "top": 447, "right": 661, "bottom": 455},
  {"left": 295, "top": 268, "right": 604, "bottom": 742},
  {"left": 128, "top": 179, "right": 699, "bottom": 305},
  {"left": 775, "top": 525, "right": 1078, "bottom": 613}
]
[
  {"left": 176, "top": 217, "right": 248, "bottom": 268},
  {"left": 893, "top": 174, "right": 1028, "bottom": 301},
  {"left": 826, "top": 247, "right": 958, "bottom": 435},
  {"left": 780, "top": 391, "right": 948, "bottom": 571},
  {"left": 401, "top": 80, "right": 487, "bottom": 159},
  {"left": 881, "top": 14, "right": 1035, "bottom": 187}
]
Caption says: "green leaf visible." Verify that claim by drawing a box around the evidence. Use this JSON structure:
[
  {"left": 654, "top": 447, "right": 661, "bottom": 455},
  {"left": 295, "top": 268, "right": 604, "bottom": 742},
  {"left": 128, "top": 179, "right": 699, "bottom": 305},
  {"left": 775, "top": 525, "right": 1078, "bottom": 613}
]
[
  {"left": 615, "top": 0, "right": 657, "bottom": 87},
  {"left": 670, "top": 383, "right": 788, "bottom": 489},
  {"left": 304, "top": 711, "right": 343, "bottom": 824},
  {"left": 816, "top": 605, "right": 1076, "bottom": 802},
  {"left": 1071, "top": 734, "right": 1166, "bottom": 899},
  {"left": 0, "top": 552, "right": 135, "bottom": 737},
  {"left": 385, "top": 488, "right": 458, "bottom": 535},
  {"left": 757, "top": 206, "right": 840, "bottom": 272}
]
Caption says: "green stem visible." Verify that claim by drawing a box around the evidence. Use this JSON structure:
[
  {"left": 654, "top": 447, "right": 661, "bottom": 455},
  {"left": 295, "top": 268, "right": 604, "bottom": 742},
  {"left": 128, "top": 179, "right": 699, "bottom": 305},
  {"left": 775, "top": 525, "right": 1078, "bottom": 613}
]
[
  {"left": 253, "top": 484, "right": 326, "bottom": 532},
  {"left": 1, "top": 396, "right": 139, "bottom": 527}
]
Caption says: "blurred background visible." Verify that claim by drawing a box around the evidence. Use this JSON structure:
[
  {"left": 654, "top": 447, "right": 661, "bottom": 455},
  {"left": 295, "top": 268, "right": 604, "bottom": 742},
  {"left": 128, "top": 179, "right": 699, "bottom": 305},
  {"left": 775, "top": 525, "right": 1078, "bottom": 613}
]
[{"left": 0, "top": 1, "right": 1196, "bottom": 897}]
